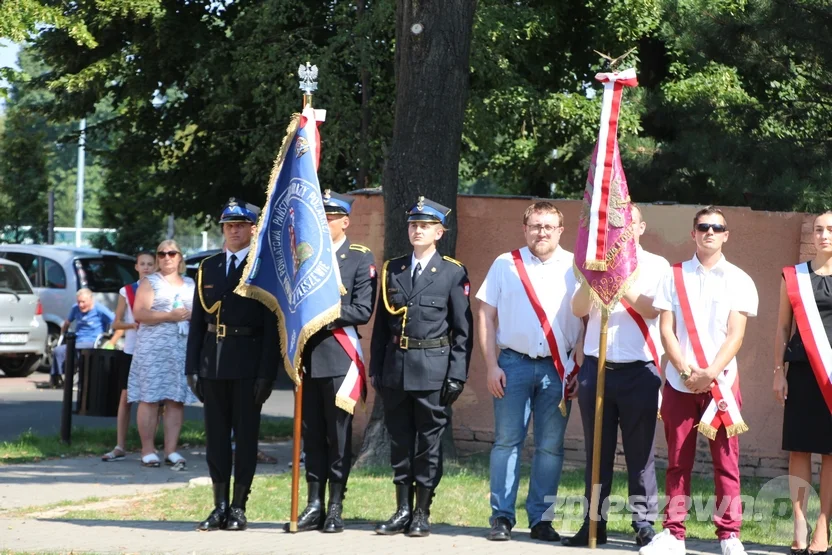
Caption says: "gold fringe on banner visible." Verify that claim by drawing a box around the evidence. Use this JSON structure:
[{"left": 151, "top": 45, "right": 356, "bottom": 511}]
[
  {"left": 572, "top": 264, "right": 640, "bottom": 312},
  {"left": 558, "top": 398, "right": 568, "bottom": 417},
  {"left": 584, "top": 260, "right": 608, "bottom": 272},
  {"left": 234, "top": 113, "right": 341, "bottom": 385}
]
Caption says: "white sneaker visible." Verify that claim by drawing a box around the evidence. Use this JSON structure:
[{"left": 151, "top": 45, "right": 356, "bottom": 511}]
[
  {"left": 639, "top": 529, "right": 686, "bottom": 555},
  {"left": 721, "top": 533, "right": 746, "bottom": 555}
]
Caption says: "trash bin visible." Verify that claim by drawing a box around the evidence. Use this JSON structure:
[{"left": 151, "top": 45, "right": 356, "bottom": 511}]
[{"left": 75, "top": 348, "right": 122, "bottom": 417}]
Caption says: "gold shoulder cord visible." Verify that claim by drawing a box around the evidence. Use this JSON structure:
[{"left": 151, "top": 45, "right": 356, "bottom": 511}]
[
  {"left": 197, "top": 260, "right": 220, "bottom": 314},
  {"left": 381, "top": 260, "right": 407, "bottom": 335}
]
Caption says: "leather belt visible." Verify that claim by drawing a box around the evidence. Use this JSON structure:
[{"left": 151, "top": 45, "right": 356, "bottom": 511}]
[
  {"left": 392, "top": 335, "right": 450, "bottom": 350},
  {"left": 207, "top": 323, "right": 262, "bottom": 339},
  {"left": 586, "top": 356, "right": 650, "bottom": 370}
]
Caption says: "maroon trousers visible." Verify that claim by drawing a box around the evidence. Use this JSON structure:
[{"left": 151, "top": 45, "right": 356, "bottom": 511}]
[{"left": 660, "top": 383, "right": 743, "bottom": 540}]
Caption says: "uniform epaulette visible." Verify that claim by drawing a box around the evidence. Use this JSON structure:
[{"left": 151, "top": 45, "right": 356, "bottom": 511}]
[
  {"left": 349, "top": 243, "right": 371, "bottom": 253},
  {"left": 442, "top": 255, "right": 464, "bottom": 267}
]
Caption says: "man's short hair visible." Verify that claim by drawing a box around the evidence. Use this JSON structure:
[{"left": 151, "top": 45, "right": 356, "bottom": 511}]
[
  {"left": 136, "top": 250, "right": 154, "bottom": 260},
  {"left": 523, "top": 201, "right": 563, "bottom": 227},
  {"left": 76, "top": 288, "right": 93, "bottom": 299},
  {"left": 693, "top": 205, "right": 727, "bottom": 228},
  {"left": 631, "top": 202, "right": 643, "bottom": 221}
]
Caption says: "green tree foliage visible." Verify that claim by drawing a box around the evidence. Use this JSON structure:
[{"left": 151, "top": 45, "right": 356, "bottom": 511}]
[
  {"left": 4, "top": 0, "right": 832, "bottom": 237},
  {"left": 637, "top": 0, "right": 832, "bottom": 210},
  {"left": 0, "top": 46, "right": 111, "bottom": 243}
]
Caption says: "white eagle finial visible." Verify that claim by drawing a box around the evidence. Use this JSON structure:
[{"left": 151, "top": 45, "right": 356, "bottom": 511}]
[{"left": 298, "top": 62, "right": 318, "bottom": 95}]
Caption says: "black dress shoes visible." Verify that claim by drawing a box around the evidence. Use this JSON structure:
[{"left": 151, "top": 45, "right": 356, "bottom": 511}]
[
  {"left": 197, "top": 505, "right": 228, "bottom": 531},
  {"left": 530, "top": 521, "right": 561, "bottom": 542},
  {"left": 487, "top": 517, "right": 512, "bottom": 541},
  {"left": 286, "top": 482, "right": 325, "bottom": 532},
  {"left": 196, "top": 482, "right": 229, "bottom": 531},
  {"left": 561, "top": 521, "right": 607, "bottom": 546},
  {"left": 375, "top": 484, "right": 414, "bottom": 535},
  {"left": 226, "top": 507, "right": 248, "bottom": 531}
]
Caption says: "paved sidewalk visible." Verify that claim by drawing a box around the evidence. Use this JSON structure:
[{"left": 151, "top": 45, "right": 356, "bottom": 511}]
[
  {"left": 0, "top": 519, "right": 786, "bottom": 555},
  {"left": 0, "top": 446, "right": 786, "bottom": 555},
  {"left": 0, "top": 442, "right": 293, "bottom": 511}
]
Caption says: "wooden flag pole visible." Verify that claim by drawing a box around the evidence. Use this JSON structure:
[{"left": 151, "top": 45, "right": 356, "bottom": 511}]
[
  {"left": 289, "top": 63, "right": 318, "bottom": 533},
  {"left": 588, "top": 308, "right": 610, "bottom": 548},
  {"left": 289, "top": 376, "right": 303, "bottom": 532}
]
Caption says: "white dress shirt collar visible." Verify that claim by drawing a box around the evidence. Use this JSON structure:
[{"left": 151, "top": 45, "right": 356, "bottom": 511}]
[
  {"left": 526, "top": 245, "right": 569, "bottom": 266},
  {"left": 226, "top": 245, "right": 250, "bottom": 268},
  {"left": 411, "top": 250, "right": 437, "bottom": 275},
  {"left": 692, "top": 252, "right": 727, "bottom": 275}
]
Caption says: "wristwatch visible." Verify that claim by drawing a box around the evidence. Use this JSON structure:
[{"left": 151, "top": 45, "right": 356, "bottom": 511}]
[{"left": 679, "top": 369, "right": 692, "bottom": 381}]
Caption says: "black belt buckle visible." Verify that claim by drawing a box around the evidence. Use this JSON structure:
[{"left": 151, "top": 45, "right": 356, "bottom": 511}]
[{"left": 399, "top": 335, "right": 409, "bottom": 350}]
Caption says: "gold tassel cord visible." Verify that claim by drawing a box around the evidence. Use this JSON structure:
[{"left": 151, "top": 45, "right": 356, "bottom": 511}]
[
  {"left": 381, "top": 260, "right": 409, "bottom": 332},
  {"left": 558, "top": 398, "right": 568, "bottom": 417}
]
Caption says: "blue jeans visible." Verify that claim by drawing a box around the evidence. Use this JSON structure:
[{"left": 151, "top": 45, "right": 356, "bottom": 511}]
[
  {"left": 51, "top": 342, "right": 94, "bottom": 375},
  {"left": 489, "top": 348, "right": 571, "bottom": 528}
]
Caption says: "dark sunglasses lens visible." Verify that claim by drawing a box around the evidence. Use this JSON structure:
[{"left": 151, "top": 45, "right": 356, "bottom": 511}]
[
  {"left": 696, "top": 224, "right": 726, "bottom": 233},
  {"left": 157, "top": 251, "right": 179, "bottom": 257}
]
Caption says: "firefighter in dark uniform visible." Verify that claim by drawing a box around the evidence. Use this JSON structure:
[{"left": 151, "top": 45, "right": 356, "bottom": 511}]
[
  {"left": 186, "top": 198, "right": 280, "bottom": 532},
  {"left": 292, "top": 190, "right": 378, "bottom": 533},
  {"left": 370, "top": 196, "right": 474, "bottom": 538}
]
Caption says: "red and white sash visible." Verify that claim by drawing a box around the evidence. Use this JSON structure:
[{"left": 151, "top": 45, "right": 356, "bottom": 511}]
[
  {"left": 672, "top": 263, "right": 747, "bottom": 439},
  {"left": 511, "top": 249, "right": 576, "bottom": 415},
  {"left": 330, "top": 250, "right": 367, "bottom": 415},
  {"left": 333, "top": 326, "right": 367, "bottom": 414},
  {"left": 783, "top": 263, "right": 832, "bottom": 414},
  {"left": 621, "top": 298, "right": 663, "bottom": 416}
]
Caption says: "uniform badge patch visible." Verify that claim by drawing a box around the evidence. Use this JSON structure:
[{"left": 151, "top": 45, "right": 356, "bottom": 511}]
[{"left": 463, "top": 282, "right": 470, "bottom": 296}]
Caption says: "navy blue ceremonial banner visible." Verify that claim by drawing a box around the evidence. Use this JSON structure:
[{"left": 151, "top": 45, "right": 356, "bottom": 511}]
[{"left": 236, "top": 114, "right": 341, "bottom": 383}]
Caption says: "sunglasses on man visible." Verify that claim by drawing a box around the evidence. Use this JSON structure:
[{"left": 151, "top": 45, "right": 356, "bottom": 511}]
[
  {"left": 157, "top": 250, "right": 181, "bottom": 258},
  {"left": 695, "top": 223, "right": 727, "bottom": 233}
]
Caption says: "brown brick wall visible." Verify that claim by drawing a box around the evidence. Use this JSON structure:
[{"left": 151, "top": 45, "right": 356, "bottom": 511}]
[{"left": 347, "top": 192, "right": 812, "bottom": 478}]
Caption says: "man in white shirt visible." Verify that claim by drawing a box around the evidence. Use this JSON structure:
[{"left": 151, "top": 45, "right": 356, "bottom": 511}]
[
  {"left": 564, "top": 204, "right": 667, "bottom": 547},
  {"left": 476, "top": 201, "right": 584, "bottom": 543},
  {"left": 641, "top": 206, "right": 758, "bottom": 555}
]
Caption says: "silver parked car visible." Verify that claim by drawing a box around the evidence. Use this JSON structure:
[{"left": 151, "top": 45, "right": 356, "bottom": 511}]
[
  {"left": 0, "top": 257, "right": 48, "bottom": 377},
  {"left": 0, "top": 245, "right": 137, "bottom": 371}
]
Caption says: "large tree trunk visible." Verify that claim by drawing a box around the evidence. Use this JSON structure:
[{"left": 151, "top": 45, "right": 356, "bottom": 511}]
[{"left": 356, "top": 0, "right": 477, "bottom": 467}]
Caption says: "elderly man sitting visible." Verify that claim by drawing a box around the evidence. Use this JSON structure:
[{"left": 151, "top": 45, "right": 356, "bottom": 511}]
[{"left": 47, "top": 288, "right": 114, "bottom": 389}]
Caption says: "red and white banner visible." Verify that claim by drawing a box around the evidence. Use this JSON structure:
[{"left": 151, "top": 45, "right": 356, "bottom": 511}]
[
  {"left": 672, "top": 264, "right": 747, "bottom": 439},
  {"left": 784, "top": 263, "right": 832, "bottom": 414},
  {"left": 583, "top": 68, "right": 638, "bottom": 271},
  {"left": 300, "top": 105, "right": 326, "bottom": 172},
  {"left": 511, "top": 249, "right": 577, "bottom": 415}
]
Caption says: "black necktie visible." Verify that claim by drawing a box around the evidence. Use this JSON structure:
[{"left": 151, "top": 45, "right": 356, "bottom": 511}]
[
  {"left": 412, "top": 262, "right": 422, "bottom": 288},
  {"left": 228, "top": 254, "right": 237, "bottom": 277}
]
